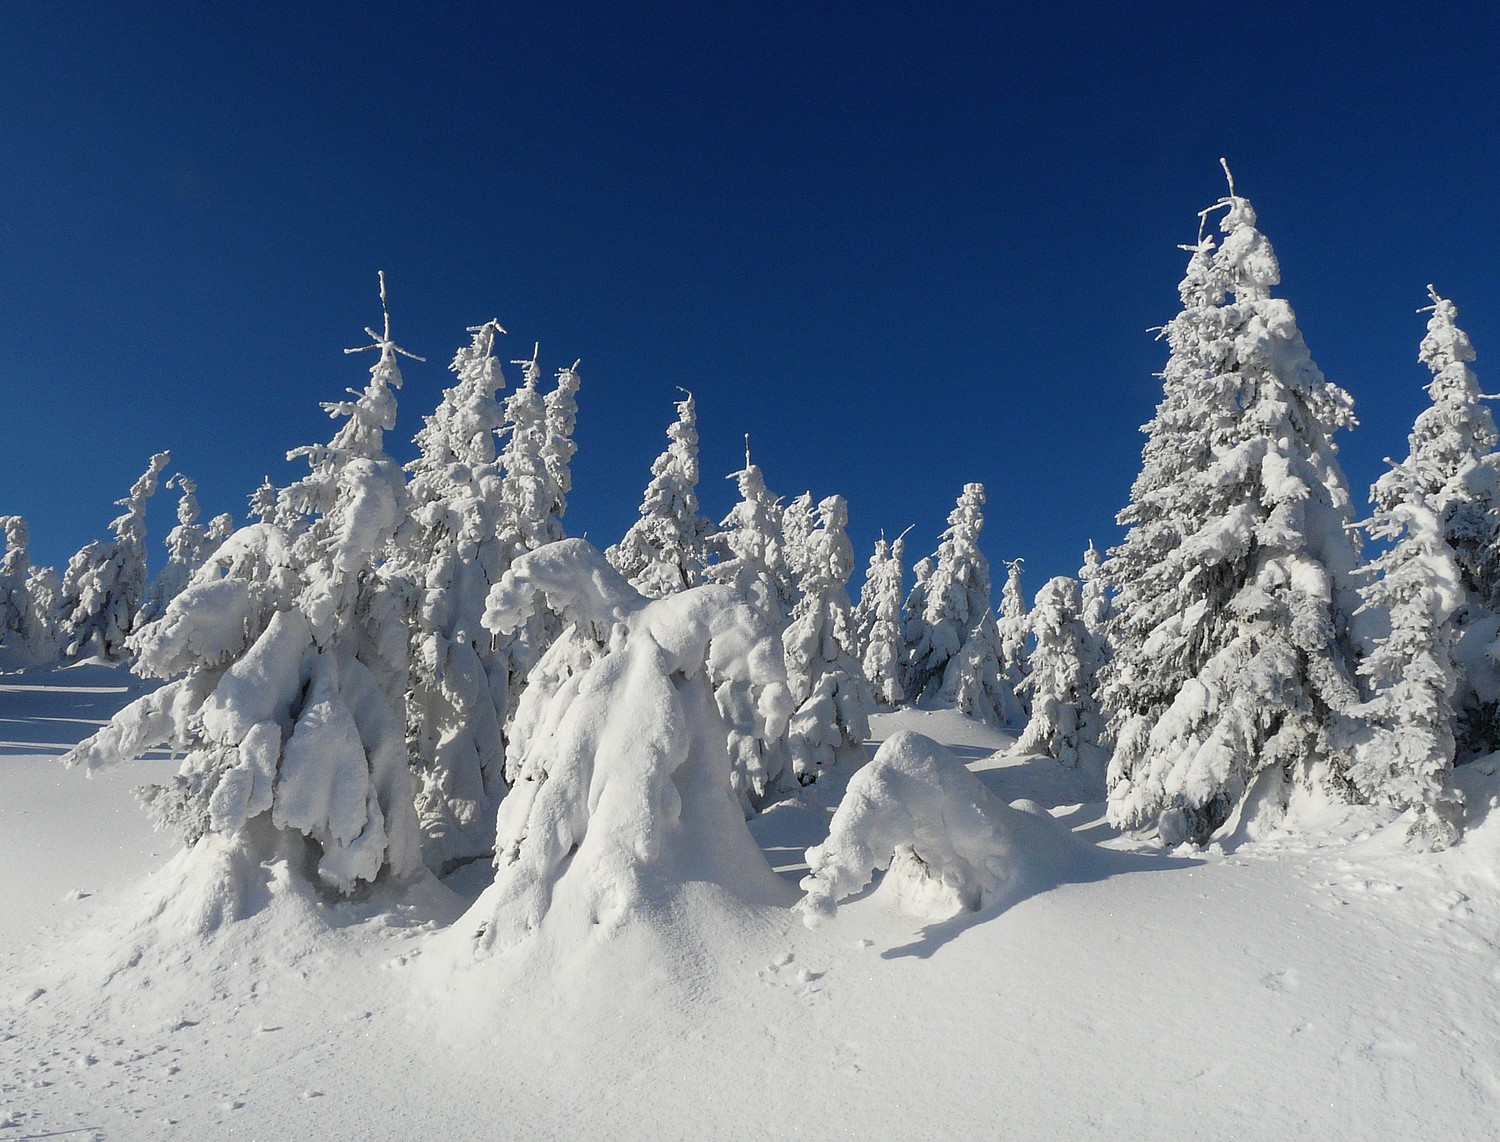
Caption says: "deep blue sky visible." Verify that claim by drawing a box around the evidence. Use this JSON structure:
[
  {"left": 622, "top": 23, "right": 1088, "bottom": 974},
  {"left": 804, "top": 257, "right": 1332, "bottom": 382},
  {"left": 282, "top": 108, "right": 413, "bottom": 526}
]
[{"left": 3, "top": 2, "right": 1498, "bottom": 601}]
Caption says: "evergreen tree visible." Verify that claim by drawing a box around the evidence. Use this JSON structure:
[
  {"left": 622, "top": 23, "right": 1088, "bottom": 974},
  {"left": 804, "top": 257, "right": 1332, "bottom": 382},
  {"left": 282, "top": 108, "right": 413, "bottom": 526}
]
[
  {"left": 996, "top": 558, "right": 1030, "bottom": 719},
  {"left": 900, "top": 554, "right": 935, "bottom": 699},
  {"left": 780, "top": 491, "right": 816, "bottom": 615},
  {"left": 708, "top": 438, "right": 791, "bottom": 629},
  {"left": 542, "top": 357, "right": 582, "bottom": 534},
  {"left": 0, "top": 516, "right": 52, "bottom": 668},
  {"left": 1100, "top": 168, "right": 1363, "bottom": 845},
  {"left": 1347, "top": 481, "right": 1465, "bottom": 850},
  {"left": 782, "top": 495, "right": 872, "bottom": 783},
  {"left": 66, "top": 275, "right": 423, "bottom": 895},
  {"left": 1079, "top": 540, "right": 1111, "bottom": 647},
  {"left": 606, "top": 389, "right": 714, "bottom": 598},
  {"left": 853, "top": 529, "right": 908, "bottom": 708},
  {"left": 60, "top": 450, "right": 171, "bottom": 661},
  {"left": 136, "top": 474, "right": 211, "bottom": 628},
  {"left": 402, "top": 319, "right": 513, "bottom": 870},
  {"left": 904, "top": 484, "right": 1014, "bottom": 721},
  {"left": 1374, "top": 288, "right": 1500, "bottom": 757},
  {"left": 1017, "top": 575, "right": 1104, "bottom": 768}
]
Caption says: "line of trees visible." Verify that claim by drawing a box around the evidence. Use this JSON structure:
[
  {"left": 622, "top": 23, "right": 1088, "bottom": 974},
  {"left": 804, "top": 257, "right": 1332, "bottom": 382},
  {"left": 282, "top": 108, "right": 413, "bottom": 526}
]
[{"left": 5, "top": 168, "right": 1492, "bottom": 904}]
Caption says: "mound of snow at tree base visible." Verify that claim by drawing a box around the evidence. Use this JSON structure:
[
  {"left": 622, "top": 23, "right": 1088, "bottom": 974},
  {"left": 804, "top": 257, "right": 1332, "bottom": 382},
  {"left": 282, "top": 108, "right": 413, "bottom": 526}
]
[{"left": 9, "top": 672, "right": 1500, "bottom": 1139}]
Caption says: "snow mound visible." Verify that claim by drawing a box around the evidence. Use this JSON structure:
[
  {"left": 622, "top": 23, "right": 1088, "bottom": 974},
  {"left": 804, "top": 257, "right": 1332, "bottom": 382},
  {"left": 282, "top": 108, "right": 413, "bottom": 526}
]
[
  {"left": 454, "top": 540, "right": 796, "bottom": 958},
  {"left": 799, "top": 729, "right": 1045, "bottom": 926}
]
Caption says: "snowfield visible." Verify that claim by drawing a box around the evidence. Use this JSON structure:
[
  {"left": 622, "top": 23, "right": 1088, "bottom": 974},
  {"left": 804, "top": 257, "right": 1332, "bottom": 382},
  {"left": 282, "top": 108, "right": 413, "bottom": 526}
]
[{"left": 4, "top": 666, "right": 1500, "bottom": 1140}]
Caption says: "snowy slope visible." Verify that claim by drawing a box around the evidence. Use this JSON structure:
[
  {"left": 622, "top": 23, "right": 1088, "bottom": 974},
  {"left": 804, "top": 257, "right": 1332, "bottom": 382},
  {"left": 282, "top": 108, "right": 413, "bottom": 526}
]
[{"left": 4, "top": 670, "right": 1500, "bottom": 1139}]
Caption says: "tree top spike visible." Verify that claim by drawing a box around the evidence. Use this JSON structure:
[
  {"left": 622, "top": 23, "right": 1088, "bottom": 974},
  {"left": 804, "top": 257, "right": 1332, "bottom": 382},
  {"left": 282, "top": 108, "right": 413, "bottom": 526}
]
[
  {"left": 744, "top": 433, "right": 752, "bottom": 467},
  {"left": 344, "top": 271, "right": 425, "bottom": 362},
  {"left": 1219, "top": 157, "right": 1236, "bottom": 198}
]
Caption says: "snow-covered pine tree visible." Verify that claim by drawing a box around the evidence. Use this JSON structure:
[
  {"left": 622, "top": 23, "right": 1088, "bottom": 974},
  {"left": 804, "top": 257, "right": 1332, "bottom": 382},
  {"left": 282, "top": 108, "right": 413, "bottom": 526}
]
[
  {"left": 708, "top": 438, "right": 791, "bottom": 630},
  {"left": 542, "top": 357, "right": 582, "bottom": 534},
  {"left": 1079, "top": 540, "right": 1111, "bottom": 647},
  {"left": 1347, "top": 475, "right": 1465, "bottom": 850},
  {"left": 606, "top": 389, "right": 714, "bottom": 598},
  {"left": 65, "top": 274, "right": 423, "bottom": 896},
  {"left": 248, "top": 477, "right": 279, "bottom": 524},
  {"left": 136, "top": 474, "right": 211, "bottom": 628},
  {"left": 0, "top": 516, "right": 50, "bottom": 668},
  {"left": 401, "top": 318, "right": 513, "bottom": 871},
  {"left": 59, "top": 450, "right": 171, "bottom": 661},
  {"left": 23, "top": 564, "right": 63, "bottom": 665},
  {"left": 900, "top": 554, "right": 935, "bottom": 700},
  {"left": 996, "top": 559, "right": 1030, "bottom": 718},
  {"left": 782, "top": 494, "right": 873, "bottom": 782},
  {"left": 902, "top": 484, "right": 1016, "bottom": 722},
  {"left": 1373, "top": 288, "right": 1500, "bottom": 757},
  {"left": 780, "top": 491, "right": 816, "bottom": 615},
  {"left": 1100, "top": 166, "right": 1363, "bottom": 845},
  {"left": 1017, "top": 575, "right": 1104, "bottom": 768},
  {"left": 853, "top": 528, "right": 908, "bottom": 708}
]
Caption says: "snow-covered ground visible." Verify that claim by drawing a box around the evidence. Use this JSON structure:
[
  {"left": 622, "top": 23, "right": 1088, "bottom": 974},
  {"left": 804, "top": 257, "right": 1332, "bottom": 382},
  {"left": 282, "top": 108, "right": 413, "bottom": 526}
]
[{"left": 4, "top": 667, "right": 1500, "bottom": 1140}]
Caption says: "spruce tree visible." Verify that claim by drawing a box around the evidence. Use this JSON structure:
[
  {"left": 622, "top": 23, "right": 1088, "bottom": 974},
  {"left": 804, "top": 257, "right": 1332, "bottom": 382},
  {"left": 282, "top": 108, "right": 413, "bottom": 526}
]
[
  {"left": 60, "top": 450, "right": 171, "bottom": 661},
  {"left": 1348, "top": 479, "right": 1465, "bottom": 850},
  {"left": 0, "top": 516, "right": 49, "bottom": 668},
  {"left": 996, "top": 558, "right": 1030, "bottom": 719},
  {"left": 904, "top": 484, "right": 1014, "bottom": 722},
  {"left": 853, "top": 529, "right": 908, "bottom": 708},
  {"left": 782, "top": 495, "right": 872, "bottom": 783},
  {"left": 1101, "top": 167, "right": 1362, "bottom": 845},
  {"left": 402, "top": 319, "right": 513, "bottom": 870},
  {"left": 66, "top": 275, "right": 423, "bottom": 895},
  {"left": 1017, "top": 575, "right": 1104, "bottom": 768},
  {"left": 136, "top": 474, "right": 211, "bottom": 629},
  {"left": 1374, "top": 288, "right": 1500, "bottom": 756},
  {"left": 708, "top": 439, "right": 791, "bottom": 629},
  {"left": 606, "top": 389, "right": 714, "bottom": 598}
]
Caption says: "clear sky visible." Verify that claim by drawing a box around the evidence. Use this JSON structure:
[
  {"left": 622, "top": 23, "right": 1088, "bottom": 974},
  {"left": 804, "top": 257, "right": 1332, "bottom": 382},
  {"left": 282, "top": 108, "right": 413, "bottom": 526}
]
[{"left": 2, "top": 2, "right": 1497, "bottom": 600}]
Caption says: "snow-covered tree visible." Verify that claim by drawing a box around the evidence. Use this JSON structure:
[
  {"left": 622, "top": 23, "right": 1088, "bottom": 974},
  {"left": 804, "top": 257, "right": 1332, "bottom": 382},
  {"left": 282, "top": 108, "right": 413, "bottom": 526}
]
[
  {"left": 780, "top": 491, "right": 816, "bottom": 614},
  {"left": 1016, "top": 576, "right": 1105, "bottom": 768},
  {"left": 903, "top": 484, "right": 1015, "bottom": 722},
  {"left": 1374, "top": 288, "right": 1500, "bottom": 757},
  {"left": 0, "top": 516, "right": 55, "bottom": 668},
  {"left": 708, "top": 439, "right": 792, "bottom": 630},
  {"left": 248, "top": 477, "right": 279, "bottom": 524},
  {"left": 607, "top": 389, "right": 714, "bottom": 598},
  {"left": 900, "top": 554, "right": 935, "bottom": 699},
  {"left": 23, "top": 564, "right": 63, "bottom": 664},
  {"left": 853, "top": 529, "right": 908, "bottom": 708},
  {"left": 59, "top": 450, "right": 171, "bottom": 661},
  {"left": 542, "top": 356, "right": 582, "bottom": 531},
  {"left": 498, "top": 346, "right": 566, "bottom": 562},
  {"left": 782, "top": 495, "right": 872, "bottom": 783},
  {"left": 1100, "top": 168, "right": 1363, "bottom": 846},
  {"left": 136, "top": 474, "right": 212, "bottom": 628},
  {"left": 1079, "top": 540, "right": 1111, "bottom": 648},
  {"left": 996, "top": 559, "right": 1030, "bottom": 718},
  {"left": 64, "top": 275, "right": 423, "bottom": 896},
  {"left": 457, "top": 539, "right": 794, "bottom": 953},
  {"left": 1345, "top": 484, "right": 1465, "bottom": 850},
  {"left": 401, "top": 319, "right": 513, "bottom": 871}
]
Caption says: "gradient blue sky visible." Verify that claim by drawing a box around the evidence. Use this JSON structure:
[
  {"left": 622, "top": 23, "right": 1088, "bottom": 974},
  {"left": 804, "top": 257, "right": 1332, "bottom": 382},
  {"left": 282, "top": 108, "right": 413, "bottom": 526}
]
[{"left": 3, "top": 2, "right": 1498, "bottom": 599}]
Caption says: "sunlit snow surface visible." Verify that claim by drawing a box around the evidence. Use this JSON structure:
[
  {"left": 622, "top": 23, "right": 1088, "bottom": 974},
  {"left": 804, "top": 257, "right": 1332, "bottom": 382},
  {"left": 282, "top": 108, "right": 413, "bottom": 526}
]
[{"left": 5, "top": 668, "right": 1500, "bottom": 1139}]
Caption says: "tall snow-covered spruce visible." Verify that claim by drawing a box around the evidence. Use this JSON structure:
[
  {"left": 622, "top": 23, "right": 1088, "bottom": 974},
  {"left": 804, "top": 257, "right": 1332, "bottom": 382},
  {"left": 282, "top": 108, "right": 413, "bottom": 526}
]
[
  {"left": 401, "top": 319, "right": 514, "bottom": 871},
  {"left": 708, "top": 439, "right": 792, "bottom": 630},
  {"left": 136, "top": 473, "right": 214, "bottom": 629},
  {"left": 607, "top": 389, "right": 714, "bottom": 598},
  {"left": 1101, "top": 167, "right": 1363, "bottom": 845},
  {"left": 64, "top": 275, "right": 423, "bottom": 898},
  {"left": 903, "top": 484, "right": 1014, "bottom": 723},
  {"left": 853, "top": 528, "right": 908, "bottom": 708},
  {"left": 59, "top": 451, "right": 171, "bottom": 661},
  {"left": 1373, "top": 288, "right": 1500, "bottom": 757},
  {"left": 0, "top": 516, "right": 57, "bottom": 668},
  {"left": 1016, "top": 575, "right": 1104, "bottom": 768},
  {"left": 782, "top": 495, "right": 872, "bottom": 783},
  {"left": 1347, "top": 474, "right": 1465, "bottom": 850}
]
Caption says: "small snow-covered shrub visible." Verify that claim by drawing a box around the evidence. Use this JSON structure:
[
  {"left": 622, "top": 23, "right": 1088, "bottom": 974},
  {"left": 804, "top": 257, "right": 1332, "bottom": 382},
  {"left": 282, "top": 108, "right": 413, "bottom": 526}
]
[{"left": 798, "top": 730, "right": 1020, "bottom": 926}]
